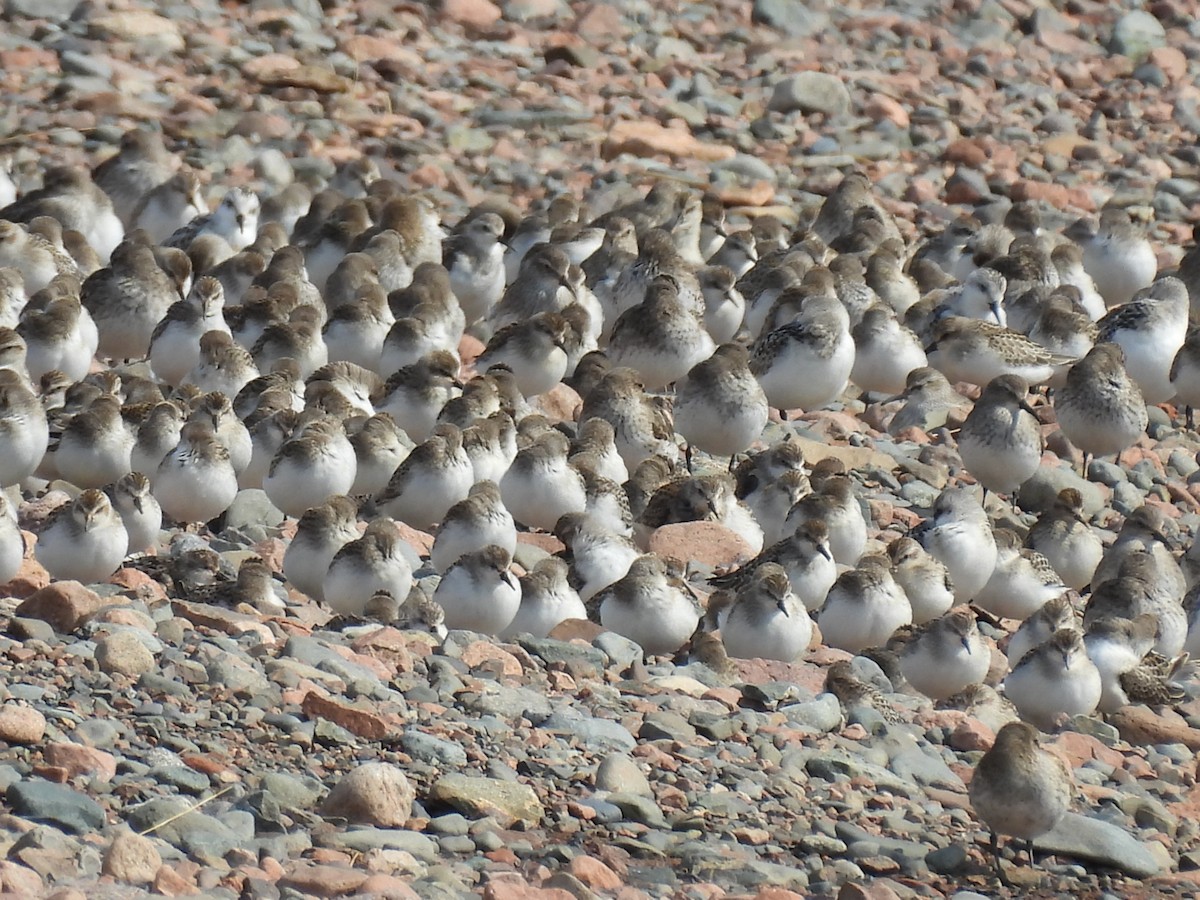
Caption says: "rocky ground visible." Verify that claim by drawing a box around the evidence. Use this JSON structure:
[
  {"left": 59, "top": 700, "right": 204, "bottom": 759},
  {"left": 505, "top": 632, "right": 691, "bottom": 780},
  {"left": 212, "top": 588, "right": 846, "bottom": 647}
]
[{"left": 2, "top": 0, "right": 1200, "bottom": 898}]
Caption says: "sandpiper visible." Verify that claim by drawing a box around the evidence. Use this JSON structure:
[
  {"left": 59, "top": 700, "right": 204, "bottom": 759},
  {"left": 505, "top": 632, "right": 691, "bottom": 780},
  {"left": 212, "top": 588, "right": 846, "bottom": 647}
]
[
  {"left": 434, "top": 544, "right": 521, "bottom": 636},
  {"left": 969, "top": 721, "right": 1073, "bottom": 881},
  {"left": 710, "top": 562, "right": 811, "bottom": 662},
  {"left": 597, "top": 554, "right": 703, "bottom": 656},
  {"left": 35, "top": 488, "right": 128, "bottom": 583}
]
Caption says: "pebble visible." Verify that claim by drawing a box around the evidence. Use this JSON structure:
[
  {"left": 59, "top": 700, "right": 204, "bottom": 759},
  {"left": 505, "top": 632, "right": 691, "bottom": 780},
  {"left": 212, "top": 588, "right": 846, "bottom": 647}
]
[
  {"left": 320, "top": 763, "right": 415, "bottom": 827},
  {"left": 768, "top": 72, "right": 852, "bottom": 117},
  {"left": 101, "top": 828, "right": 161, "bottom": 884},
  {"left": 0, "top": 705, "right": 46, "bottom": 744}
]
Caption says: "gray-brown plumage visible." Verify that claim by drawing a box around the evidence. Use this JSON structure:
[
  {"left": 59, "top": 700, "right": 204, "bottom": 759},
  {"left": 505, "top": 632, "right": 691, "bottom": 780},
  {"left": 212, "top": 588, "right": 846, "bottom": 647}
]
[
  {"left": 969, "top": 721, "right": 1073, "bottom": 882},
  {"left": 823, "top": 659, "right": 902, "bottom": 725}
]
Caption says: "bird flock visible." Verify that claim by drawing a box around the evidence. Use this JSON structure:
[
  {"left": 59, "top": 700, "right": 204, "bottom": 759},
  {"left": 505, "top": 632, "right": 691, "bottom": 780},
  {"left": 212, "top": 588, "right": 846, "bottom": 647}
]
[{"left": 0, "top": 130, "right": 1197, "bottom": 793}]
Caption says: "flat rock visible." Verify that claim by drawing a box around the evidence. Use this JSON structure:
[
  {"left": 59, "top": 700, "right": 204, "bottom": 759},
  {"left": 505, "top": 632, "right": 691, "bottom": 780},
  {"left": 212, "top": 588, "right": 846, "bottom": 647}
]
[
  {"left": 429, "top": 774, "right": 543, "bottom": 827},
  {"left": 7, "top": 780, "right": 106, "bottom": 834},
  {"left": 602, "top": 120, "right": 735, "bottom": 162},
  {"left": 1037, "top": 811, "right": 1162, "bottom": 877}
]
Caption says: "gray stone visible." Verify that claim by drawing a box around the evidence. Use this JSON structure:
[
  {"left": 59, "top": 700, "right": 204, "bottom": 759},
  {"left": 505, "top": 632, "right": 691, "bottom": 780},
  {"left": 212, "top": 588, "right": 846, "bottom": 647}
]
[
  {"left": 781, "top": 694, "right": 841, "bottom": 733},
  {"left": 751, "top": 0, "right": 828, "bottom": 37},
  {"left": 639, "top": 710, "right": 696, "bottom": 742},
  {"left": 1036, "top": 811, "right": 1162, "bottom": 877},
  {"left": 402, "top": 730, "right": 468, "bottom": 768},
  {"left": 223, "top": 489, "right": 285, "bottom": 532},
  {"left": 7, "top": 780, "right": 105, "bottom": 834},
  {"left": 325, "top": 828, "right": 438, "bottom": 861},
  {"left": 888, "top": 748, "right": 963, "bottom": 789},
  {"left": 530, "top": 703, "right": 623, "bottom": 749},
  {"left": 260, "top": 772, "right": 323, "bottom": 811},
  {"left": 605, "top": 792, "right": 667, "bottom": 827},
  {"left": 689, "top": 709, "right": 740, "bottom": 740},
  {"left": 463, "top": 682, "right": 552, "bottom": 721},
  {"left": 149, "top": 764, "right": 210, "bottom": 795},
  {"left": 1110, "top": 11, "right": 1166, "bottom": 62},
  {"left": 429, "top": 813, "right": 471, "bottom": 836},
  {"left": 768, "top": 72, "right": 851, "bottom": 117},
  {"left": 593, "top": 631, "right": 642, "bottom": 670},
  {"left": 125, "top": 799, "right": 239, "bottom": 861},
  {"left": 926, "top": 842, "right": 971, "bottom": 874},
  {"left": 502, "top": 0, "right": 567, "bottom": 21},
  {"left": 595, "top": 753, "right": 652, "bottom": 796},
  {"left": 804, "top": 751, "right": 916, "bottom": 794},
  {"left": 4, "top": 0, "right": 78, "bottom": 19},
  {"left": 1017, "top": 466, "right": 1105, "bottom": 516},
  {"left": 516, "top": 637, "right": 606, "bottom": 675}
]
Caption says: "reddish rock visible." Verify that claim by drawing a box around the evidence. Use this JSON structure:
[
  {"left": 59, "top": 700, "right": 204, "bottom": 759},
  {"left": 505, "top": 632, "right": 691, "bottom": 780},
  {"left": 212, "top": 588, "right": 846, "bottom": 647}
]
[
  {"left": 2, "top": 552, "right": 50, "bottom": 599},
  {"left": 943, "top": 138, "right": 987, "bottom": 167},
  {"left": 1008, "top": 178, "right": 1095, "bottom": 211},
  {"left": 903, "top": 177, "right": 938, "bottom": 204},
  {"left": 108, "top": 567, "right": 168, "bottom": 601},
  {"left": 44, "top": 743, "right": 117, "bottom": 781},
  {"left": 251, "top": 537, "right": 288, "bottom": 573},
  {"left": 863, "top": 95, "right": 909, "bottom": 128},
  {"left": 279, "top": 862, "right": 368, "bottom": 897},
  {"left": 1110, "top": 705, "right": 1200, "bottom": 750},
  {"left": 349, "top": 627, "right": 415, "bottom": 675},
  {"left": 16, "top": 581, "right": 110, "bottom": 633},
  {"left": 647, "top": 521, "right": 754, "bottom": 570},
  {"left": 1050, "top": 731, "right": 1127, "bottom": 768},
  {"left": 516, "top": 532, "right": 565, "bottom": 555},
  {"left": 320, "top": 762, "right": 414, "bottom": 826},
  {"left": 949, "top": 718, "right": 994, "bottom": 752},
  {"left": 731, "top": 658, "right": 827, "bottom": 695},
  {"left": 93, "top": 606, "right": 156, "bottom": 631},
  {"left": 0, "top": 861, "right": 43, "bottom": 896},
  {"left": 534, "top": 382, "right": 582, "bottom": 423},
  {"left": 394, "top": 521, "right": 434, "bottom": 558},
  {"left": 602, "top": 120, "right": 735, "bottom": 163},
  {"left": 301, "top": 692, "right": 396, "bottom": 740},
  {"left": 0, "top": 705, "right": 45, "bottom": 744},
  {"left": 482, "top": 875, "right": 575, "bottom": 900},
  {"left": 458, "top": 334, "right": 485, "bottom": 369},
  {"left": 569, "top": 855, "right": 622, "bottom": 890},
  {"left": 153, "top": 863, "right": 198, "bottom": 896},
  {"left": 170, "top": 600, "right": 275, "bottom": 645},
  {"left": 716, "top": 181, "right": 776, "bottom": 208},
  {"left": 442, "top": 0, "right": 502, "bottom": 28},
  {"left": 574, "top": 2, "right": 624, "bottom": 40},
  {"left": 460, "top": 641, "right": 524, "bottom": 675},
  {"left": 342, "top": 35, "right": 423, "bottom": 69},
  {"left": 1149, "top": 46, "right": 1187, "bottom": 82},
  {"left": 547, "top": 619, "right": 604, "bottom": 641},
  {"left": 357, "top": 873, "right": 422, "bottom": 899}
]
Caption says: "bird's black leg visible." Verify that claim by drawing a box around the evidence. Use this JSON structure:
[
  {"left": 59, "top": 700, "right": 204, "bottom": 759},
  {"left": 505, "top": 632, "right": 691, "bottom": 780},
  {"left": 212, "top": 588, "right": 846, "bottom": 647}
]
[{"left": 990, "top": 831, "right": 1012, "bottom": 887}]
